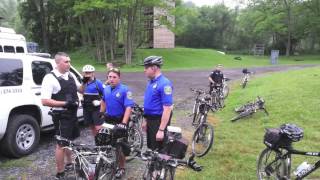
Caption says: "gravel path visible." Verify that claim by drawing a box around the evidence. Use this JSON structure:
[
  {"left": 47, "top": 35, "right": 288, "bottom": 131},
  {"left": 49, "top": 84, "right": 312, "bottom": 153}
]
[{"left": 0, "top": 64, "right": 317, "bottom": 180}]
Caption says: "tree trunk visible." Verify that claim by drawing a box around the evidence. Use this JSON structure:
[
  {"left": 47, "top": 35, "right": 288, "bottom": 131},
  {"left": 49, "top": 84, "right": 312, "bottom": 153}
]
[
  {"left": 283, "top": 0, "right": 292, "bottom": 56},
  {"left": 39, "top": 0, "right": 49, "bottom": 52}
]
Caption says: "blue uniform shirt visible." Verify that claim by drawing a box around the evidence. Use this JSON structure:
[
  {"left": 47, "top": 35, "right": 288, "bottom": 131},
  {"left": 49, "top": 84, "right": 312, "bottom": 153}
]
[
  {"left": 102, "top": 83, "right": 134, "bottom": 117},
  {"left": 84, "top": 79, "right": 104, "bottom": 95},
  {"left": 144, "top": 74, "right": 173, "bottom": 115}
]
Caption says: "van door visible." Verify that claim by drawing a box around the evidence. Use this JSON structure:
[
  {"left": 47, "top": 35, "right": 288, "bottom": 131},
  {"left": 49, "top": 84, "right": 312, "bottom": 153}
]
[{"left": 31, "top": 60, "right": 53, "bottom": 127}]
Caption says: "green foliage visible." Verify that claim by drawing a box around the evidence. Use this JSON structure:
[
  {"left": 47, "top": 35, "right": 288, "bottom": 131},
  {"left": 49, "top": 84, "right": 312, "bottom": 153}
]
[{"left": 178, "top": 67, "right": 320, "bottom": 179}]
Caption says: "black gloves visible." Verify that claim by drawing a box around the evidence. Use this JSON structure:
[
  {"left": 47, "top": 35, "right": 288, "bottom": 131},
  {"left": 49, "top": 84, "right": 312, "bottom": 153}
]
[
  {"left": 64, "top": 101, "right": 78, "bottom": 109},
  {"left": 82, "top": 76, "right": 90, "bottom": 84}
]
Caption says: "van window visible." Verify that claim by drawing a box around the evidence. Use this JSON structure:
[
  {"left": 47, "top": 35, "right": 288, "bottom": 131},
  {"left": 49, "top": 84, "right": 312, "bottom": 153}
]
[
  {"left": 32, "top": 61, "right": 53, "bottom": 85},
  {"left": 16, "top": 46, "right": 25, "bottom": 53},
  {"left": 4, "top": 46, "right": 15, "bottom": 53},
  {"left": 0, "top": 46, "right": 3, "bottom": 52},
  {"left": 0, "top": 59, "right": 23, "bottom": 86}
]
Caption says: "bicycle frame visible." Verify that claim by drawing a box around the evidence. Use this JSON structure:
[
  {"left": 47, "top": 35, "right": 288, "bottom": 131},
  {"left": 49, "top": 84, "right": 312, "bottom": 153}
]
[{"left": 267, "top": 147, "right": 320, "bottom": 179}]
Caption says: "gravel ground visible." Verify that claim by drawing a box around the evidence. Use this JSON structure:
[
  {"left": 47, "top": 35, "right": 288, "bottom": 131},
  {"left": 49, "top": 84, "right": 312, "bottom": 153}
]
[{"left": 0, "top": 64, "right": 317, "bottom": 180}]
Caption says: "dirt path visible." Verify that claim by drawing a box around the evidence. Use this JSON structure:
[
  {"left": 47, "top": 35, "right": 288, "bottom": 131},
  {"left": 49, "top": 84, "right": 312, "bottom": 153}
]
[{"left": 0, "top": 64, "right": 317, "bottom": 180}]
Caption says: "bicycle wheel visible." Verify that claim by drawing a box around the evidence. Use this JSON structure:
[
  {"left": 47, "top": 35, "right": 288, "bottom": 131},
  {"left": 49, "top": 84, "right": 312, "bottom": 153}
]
[
  {"left": 230, "top": 110, "right": 253, "bottom": 122},
  {"left": 223, "top": 85, "right": 229, "bottom": 98},
  {"left": 163, "top": 167, "right": 175, "bottom": 180},
  {"left": 95, "top": 158, "right": 116, "bottom": 180},
  {"left": 192, "top": 121, "right": 214, "bottom": 157},
  {"left": 242, "top": 79, "right": 247, "bottom": 88},
  {"left": 257, "top": 148, "right": 291, "bottom": 180},
  {"left": 74, "top": 157, "right": 86, "bottom": 180},
  {"left": 192, "top": 101, "right": 200, "bottom": 125},
  {"left": 126, "top": 126, "right": 144, "bottom": 162}
]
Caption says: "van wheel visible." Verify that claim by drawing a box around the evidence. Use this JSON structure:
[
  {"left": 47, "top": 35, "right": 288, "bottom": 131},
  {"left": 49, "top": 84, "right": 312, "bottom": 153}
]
[{"left": 0, "top": 115, "right": 40, "bottom": 158}]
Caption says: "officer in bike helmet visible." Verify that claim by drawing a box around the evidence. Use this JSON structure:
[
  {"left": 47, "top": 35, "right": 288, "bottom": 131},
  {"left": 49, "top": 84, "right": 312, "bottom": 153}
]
[
  {"left": 208, "top": 64, "right": 224, "bottom": 94},
  {"left": 80, "top": 65, "right": 105, "bottom": 136},
  {"left": 142, "top": 56, "right": 173, "bottom": 151}
]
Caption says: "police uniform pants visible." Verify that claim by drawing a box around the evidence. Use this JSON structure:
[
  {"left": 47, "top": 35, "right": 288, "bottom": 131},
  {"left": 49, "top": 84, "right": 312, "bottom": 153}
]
[{"left": 52, "top": 109, "right": 80, "bottom": 141}]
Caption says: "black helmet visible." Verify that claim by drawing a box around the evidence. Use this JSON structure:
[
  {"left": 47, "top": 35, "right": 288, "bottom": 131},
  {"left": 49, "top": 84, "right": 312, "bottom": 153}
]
[
  {"left": 143, "top": 56, "right": 163, "bottom": 66},
  {"left": 280, "top": 123, "right": 304, "bottom": 142},
  {"left": 95, "top": 128, "right": 112, "bottom": 146}
]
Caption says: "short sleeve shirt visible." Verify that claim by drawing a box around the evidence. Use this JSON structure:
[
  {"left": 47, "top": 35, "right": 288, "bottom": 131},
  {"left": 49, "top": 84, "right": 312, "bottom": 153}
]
[
  {"left": 102, "top": 83, "right": 134, "bottom": 117},
  {"left": 84, "top": 79, "right": 104, "bottom": 95},
  {"left": 144, "top": 74, "right": 173, "bottom": 115}
]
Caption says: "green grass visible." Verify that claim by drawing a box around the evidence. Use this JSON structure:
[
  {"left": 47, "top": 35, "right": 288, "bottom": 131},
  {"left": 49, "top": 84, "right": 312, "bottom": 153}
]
[
  {"left": 0, "top": 156, "right": 32, "bottom": 169},
  {"left": 178, "top": 67, "right": 320, "bottom": 179},
  {"left": 68, "top": 47, "right": 320, "bottom": 72}
]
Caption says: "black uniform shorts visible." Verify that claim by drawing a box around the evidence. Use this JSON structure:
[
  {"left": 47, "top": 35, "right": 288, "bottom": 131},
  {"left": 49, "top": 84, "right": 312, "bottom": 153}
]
[
  {"left": 52, "top": 110, "right": 80, "bottom": 142},
  {"left": 84, "top": 109, "right": 104, "bottom": 126}
]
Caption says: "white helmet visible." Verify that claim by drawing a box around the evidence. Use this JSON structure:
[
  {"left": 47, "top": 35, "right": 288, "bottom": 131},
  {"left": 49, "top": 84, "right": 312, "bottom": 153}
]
[{"left": 82, "top": 64, "right": 95, "bottom": 72}]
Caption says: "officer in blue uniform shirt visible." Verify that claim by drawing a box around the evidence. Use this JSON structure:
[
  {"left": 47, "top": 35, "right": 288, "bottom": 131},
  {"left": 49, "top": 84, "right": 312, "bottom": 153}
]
[
  {"left": 141, "top": 56, "right": 173, "bottom": 151},
  {"left": 99, "top": 67, "right": 133, "bottom": 179},
  {"left": 79, "top": 64, "right": 104, "bottom": 136}
]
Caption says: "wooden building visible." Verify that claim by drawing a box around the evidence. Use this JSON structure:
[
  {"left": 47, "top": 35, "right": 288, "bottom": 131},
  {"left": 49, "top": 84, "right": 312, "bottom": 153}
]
[{"left": 145, "top": 0, "right": 175, "bottom": 48}]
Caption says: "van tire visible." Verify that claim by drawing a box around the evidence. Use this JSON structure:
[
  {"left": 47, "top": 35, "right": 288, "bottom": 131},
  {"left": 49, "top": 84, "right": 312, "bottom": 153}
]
[{"left": 0, "top": 115, "right": 40, "bottom": 158}]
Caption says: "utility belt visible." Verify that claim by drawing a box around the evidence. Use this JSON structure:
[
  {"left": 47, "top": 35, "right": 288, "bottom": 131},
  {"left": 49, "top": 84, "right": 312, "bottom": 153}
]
[{"left": 48, "top": 109, "right": 76, "bottom": 119}]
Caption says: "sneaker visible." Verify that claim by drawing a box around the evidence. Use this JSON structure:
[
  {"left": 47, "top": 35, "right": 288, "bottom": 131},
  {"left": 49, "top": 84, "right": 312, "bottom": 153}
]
[
  {"left": 115, "top": 168, "right": 125, "bottom": 179},
  {"left": 55, "top": 171, "right": 65, "bottom": 180},
  {"left": 65, "top": 163, "right": 74, "bottom": 172}
]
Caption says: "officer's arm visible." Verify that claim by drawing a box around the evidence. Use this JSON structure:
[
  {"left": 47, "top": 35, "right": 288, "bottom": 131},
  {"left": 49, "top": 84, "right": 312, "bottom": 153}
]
[
  {"left": 78, "top": 83, "right": 85, "bottom": 94},
  {"left": 122, "top": 107, "right": 132, "bottom": 125},
  {"left": 100, "top": 99, "right": 106, "bottom": 113},
  {"left": 159, "top": 106, "right": 172, "bottom": 131},
  {"left": 42, "top": 99, "right": 66, "bottom": 107},
  {"left": 208, "top": 76, "right": 214, "bottom": 83}
]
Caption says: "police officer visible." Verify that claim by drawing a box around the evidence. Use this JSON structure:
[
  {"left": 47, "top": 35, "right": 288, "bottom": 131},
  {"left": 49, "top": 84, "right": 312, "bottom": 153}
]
[
  {"left": 142, "top": 56, "right": 173, "bottom": 151},
  {"left": 208, "top": 64, "right": 224, "bottom": 94},
  {"left": 41, "top": 52, "right": 81, "bottom": 179},
  {"left": 99, "top": 68, "right": 134, "bottom": 179},
  {"left": 80, "top": 64, "right": 104, "bottom": 136}
]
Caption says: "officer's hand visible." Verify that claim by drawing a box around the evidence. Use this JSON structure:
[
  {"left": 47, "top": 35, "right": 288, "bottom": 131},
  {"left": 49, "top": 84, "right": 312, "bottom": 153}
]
[
  {"left": 142, "top": 120, "right": 147, "bottom": 132},
  {"left": 156, "top": 130, "right": 164, "bottom": 141},
  {"left": 116, "top": 123, "right": 127, "bottom": 130},
  {"left": 82, "top": 76, "right": 90, "bottom": 84},
  {"left": 64, "top": 101, "right": 78, "bottom": 109},
  {"left": 92, "top": 100, "right": 101, "bottom": 106},
  {"left": 98, "top": 112, "right": 105, "bottom": 119}
]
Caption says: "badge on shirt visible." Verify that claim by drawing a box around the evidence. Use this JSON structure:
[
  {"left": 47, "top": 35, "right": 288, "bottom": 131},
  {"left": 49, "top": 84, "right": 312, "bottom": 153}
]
[
  {"left": 127, "top": 91, "right": 133, "bottom": 99},
  {"left": 116, "top": 92, "right": 121, "bottom": 98},
  {"left": 153, "top": 83, "right": 157, "bottom": 89},
  {"left": 164, "top": 85, "right": 172, "bottom": 95}
]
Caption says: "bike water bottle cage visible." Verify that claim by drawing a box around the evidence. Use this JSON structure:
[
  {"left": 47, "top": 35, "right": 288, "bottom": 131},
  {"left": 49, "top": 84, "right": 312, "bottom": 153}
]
[{"left": 280, "top": 123, "right": 304, "bottom": 142}]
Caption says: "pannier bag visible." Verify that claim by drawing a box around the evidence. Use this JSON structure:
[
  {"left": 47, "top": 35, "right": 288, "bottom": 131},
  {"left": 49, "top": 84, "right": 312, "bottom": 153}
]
[{"left": 162, "top": 126, "right": 188, "bottom": 159}]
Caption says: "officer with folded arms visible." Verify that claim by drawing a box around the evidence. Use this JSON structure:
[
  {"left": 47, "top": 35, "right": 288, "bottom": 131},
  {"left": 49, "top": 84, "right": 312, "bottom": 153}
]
[{"left": 41, "top": 52, "right": 81, "bottom": 180}]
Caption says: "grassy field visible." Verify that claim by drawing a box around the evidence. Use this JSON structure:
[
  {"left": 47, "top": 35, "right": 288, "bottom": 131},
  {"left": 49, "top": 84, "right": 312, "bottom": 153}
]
[
  {"left": 69, "top": 47, "right": 320, "bottom": 71},
  {"left": 177, "top": 66, "right": 320, "bottom": 179}
]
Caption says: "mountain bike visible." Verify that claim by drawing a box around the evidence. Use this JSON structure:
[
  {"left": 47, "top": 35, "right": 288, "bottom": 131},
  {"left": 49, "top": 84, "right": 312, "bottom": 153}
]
[
  {"left": 127, "top": 103, "right": 144, "bottom": 162},
  {"left": 137, "top": 150, "right": 202, "bottom": 180},
  {"left": 190, "top": 88, "right": 205, "bottom": 126},
  {"left": 55, "top": 135, "right": 118, "bottom": 180},
  {"left": 256, "top": 124, "right": 320, "bottom": 180},
  {"left": 210, "top": 86, "right": 225, "bottom": 110},
  {"left": 231, "top": 96, "right": 268, "bottom": 122},
  {"left": 191, "top": 95, "right": 215, "bottom": 157},
  {"left": 222, "top": 77, "right": 230, "bottom": 98}
]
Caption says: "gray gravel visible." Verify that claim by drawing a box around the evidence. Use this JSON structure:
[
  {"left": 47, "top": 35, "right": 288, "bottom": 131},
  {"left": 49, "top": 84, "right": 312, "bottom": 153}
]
[{"left": 0, "top": 64, "right": 317, "bottom": 180}]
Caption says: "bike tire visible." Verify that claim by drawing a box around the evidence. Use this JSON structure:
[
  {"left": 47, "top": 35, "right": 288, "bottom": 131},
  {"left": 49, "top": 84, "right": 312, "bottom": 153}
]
[
  {"left": 242, "top": 80, "right": 247, "bottom": 89},
  {"left": 192, "top": 101, "right": 200, "bottom": 125},
  {"left": 223, "top": 85, "right": 229, "bottom": 98},
  {"left": 126, "top": 126, "right": 144, "bottom": 162},
  {"left": 74, "top": 157, "right": 86, "bottom": 180},
  {"left": 192, "top": 121, "right": 214, "bottom": 157},
  {"left": 256, "top": 148, "right": 291, "bottom": 180},
  {"left": 231, "top": 110, "right": 253, "bottom": 122},
  {"left": 95, "top": 158, "right": 116, "bottom": 180},
  {"left": 164, "top": 167, "right": 175, "bottom": 180}
]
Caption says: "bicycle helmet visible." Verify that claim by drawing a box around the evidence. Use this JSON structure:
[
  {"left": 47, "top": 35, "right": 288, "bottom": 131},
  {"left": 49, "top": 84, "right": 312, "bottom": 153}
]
[
  {"left": 142, "top": 56, "right": 163, "bottom": 66},
  {"left": 82, "top": 64, "right": 95, "bottom": 72},
  {"left": 280, "top": 123, "right": 304, "bottom": 142},
  {"left": 95, "top": 128, "right": 112, "bottom": 146}
]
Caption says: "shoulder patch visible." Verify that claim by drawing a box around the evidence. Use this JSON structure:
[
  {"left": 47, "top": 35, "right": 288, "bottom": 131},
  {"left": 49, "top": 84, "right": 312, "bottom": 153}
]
[
  {"left": 164, "top": 85, "right": 172, "bottom": 95},
  {"left": 127, "top": 91, "right": 133, "bottom": 99}
]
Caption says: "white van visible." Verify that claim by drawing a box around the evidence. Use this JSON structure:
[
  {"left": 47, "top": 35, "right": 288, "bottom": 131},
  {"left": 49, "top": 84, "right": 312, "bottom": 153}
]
[{"left": 0, "top": 27, "right": 28, "bottom": 54}]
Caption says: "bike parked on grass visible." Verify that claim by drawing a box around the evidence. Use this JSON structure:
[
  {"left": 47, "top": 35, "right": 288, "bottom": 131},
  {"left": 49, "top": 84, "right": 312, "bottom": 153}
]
[
  {"left": 255, "top": 123, "right": 320, "bottom": 180},
  {"left": 241, "top": 68, "right": 252, "bottom": 89},
  {"left": 231, "top": 96, "right": 268, "bottom": 122},
  {"left": 190, "top": 88, "right": 205, "bottom": 126},
  {"left": 191, "top": 94, "right": 215, "bottom": 157}
]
